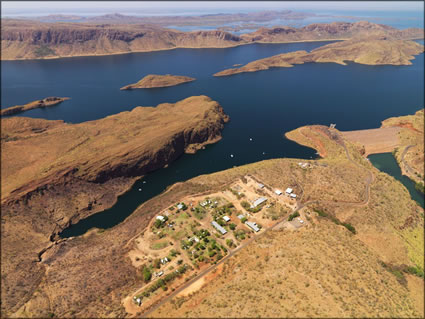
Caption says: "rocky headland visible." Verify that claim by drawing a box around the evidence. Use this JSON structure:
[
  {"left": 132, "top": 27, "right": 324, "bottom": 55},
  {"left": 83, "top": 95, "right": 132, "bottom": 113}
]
[
  {"left": 214, "top": 37, "right": 425, "bottom": 76},
  {"left": 120, "top": 74, "right": 195, "bottom": 90},
  {"left": 1, "top": 97, "right": 70, "bottom": 116},
  {"left": 1, "top": 95, "right": 229, "bottom": 316},
  {"left": 1, "top": 20, "right": 423, "bottom": 60},
  {"left": 2, "top": 116, "right": 422, "bottom": 318}
]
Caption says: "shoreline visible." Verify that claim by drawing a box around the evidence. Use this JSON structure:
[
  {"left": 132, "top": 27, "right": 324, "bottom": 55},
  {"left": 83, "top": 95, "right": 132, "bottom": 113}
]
[
  {"left": 1, "top": 37, "right": 423, "bottom": 62},
  {"left": 0, "top": 38, "right": 346, "bottom": 62}
]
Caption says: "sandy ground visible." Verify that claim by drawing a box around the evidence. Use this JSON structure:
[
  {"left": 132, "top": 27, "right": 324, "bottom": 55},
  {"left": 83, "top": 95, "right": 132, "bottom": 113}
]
[{"left": 341, "top": 127, "right": 401, "bottom": 156}]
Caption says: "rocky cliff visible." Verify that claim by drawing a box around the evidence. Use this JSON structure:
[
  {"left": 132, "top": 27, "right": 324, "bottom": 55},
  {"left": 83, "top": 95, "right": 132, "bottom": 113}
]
[{"left": 2, "top": 20, "right": 423, "bottom": 60}]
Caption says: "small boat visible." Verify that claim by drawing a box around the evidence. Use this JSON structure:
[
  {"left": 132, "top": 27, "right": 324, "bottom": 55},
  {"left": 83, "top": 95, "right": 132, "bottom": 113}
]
[
  {"left": 143, "top": 181, "right": 146, "bottom": 184},
  {"left": 230, "top": 154, "right": 234, "bottom": 158},
  {"left": 249, "top": 138, "right": 253, "bottom": 141},
  {"left": 138, "top": 188, "right": 142, "bottom": 191}
]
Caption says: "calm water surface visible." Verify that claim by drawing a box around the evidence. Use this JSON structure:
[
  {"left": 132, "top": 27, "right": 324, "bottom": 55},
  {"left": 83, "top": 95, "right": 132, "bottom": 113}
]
[
  {"left": 1, "top": 40, "right": 423, "bottom": 237},
  {"left": 368, "top": 153, "right": 424, "bottom": 208}
]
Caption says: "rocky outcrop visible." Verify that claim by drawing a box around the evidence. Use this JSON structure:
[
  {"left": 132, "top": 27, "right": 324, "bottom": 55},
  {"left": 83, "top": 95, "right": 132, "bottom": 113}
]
[
  {"left": 0, "top": 95, "right": 229, "bottom": 316},
  {"left": 1, "top": 20, "right": 423, "bottom": 60},
  {"left": 120, "top": 74, "right": 195, "bottom": 90},
  {"left": 241, "top": 21, "right": 424, "bottom": 43},
  {"left": 1, "top": 97, "right": 70, "bottom": 116},
  {"left": 1, "top": 95, "right": 229, "bottom": 204},
  {"left": 214, "top": 38, "right": 425, "bottom": 76}
]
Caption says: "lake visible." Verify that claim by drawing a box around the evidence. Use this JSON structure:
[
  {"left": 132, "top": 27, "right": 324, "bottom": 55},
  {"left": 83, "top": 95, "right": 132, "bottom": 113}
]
[
  {"left": 1, "top": 40, "right": 423, "bottom": 237},
  {"left": 368, "top": 153, "right": 424, "bottom": 208}
]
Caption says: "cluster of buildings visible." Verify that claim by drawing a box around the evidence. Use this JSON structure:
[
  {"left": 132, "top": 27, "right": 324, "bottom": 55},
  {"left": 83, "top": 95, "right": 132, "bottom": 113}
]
[{"left": 274, "top": 188, "right": 297, "bottom": 199}]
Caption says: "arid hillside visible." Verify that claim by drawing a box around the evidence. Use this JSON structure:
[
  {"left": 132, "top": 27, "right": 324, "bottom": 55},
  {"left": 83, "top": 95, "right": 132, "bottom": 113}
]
[
  {"left": 382, "top": 109, "right": 425, "bottom": 185},
  {"left": 1, "top": 20, "right": 423, "bottom": 60},
  {"left": 2, "top": 116, "right": 422, "bottom": 317},
  {"left": 0, "top": 96, "right": 229, "bottom": 317},
  {"left": 214, "top": 37, "right": 424, "bottom": 76},
  {"left": 120, "top": 74, "right": 195, "bottom": 90},
  {"left": 147, "top": 125, "right": 424, "bottom": 318}
]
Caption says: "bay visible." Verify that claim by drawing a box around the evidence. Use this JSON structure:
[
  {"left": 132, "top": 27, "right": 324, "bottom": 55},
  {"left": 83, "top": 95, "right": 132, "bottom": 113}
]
[{"left": 1, "top": 40, "right": 423, "bottom": 237}]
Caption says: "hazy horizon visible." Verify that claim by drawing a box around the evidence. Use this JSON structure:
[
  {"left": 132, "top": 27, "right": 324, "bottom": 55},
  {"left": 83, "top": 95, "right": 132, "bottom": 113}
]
[{"left": 2, "top": 1, "right": 424, "bottom": 17}]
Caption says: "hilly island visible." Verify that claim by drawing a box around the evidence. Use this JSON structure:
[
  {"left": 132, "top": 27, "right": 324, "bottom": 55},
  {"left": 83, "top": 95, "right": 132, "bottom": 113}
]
[
  {"left": 120, "top": 74, "right": 195, "bottom": 90},
  {"left": 0, "top": 97, "right": 70, "bottom": 116},
  {"left": 214, "top": 38, "right": 424, "bottom": 76}
]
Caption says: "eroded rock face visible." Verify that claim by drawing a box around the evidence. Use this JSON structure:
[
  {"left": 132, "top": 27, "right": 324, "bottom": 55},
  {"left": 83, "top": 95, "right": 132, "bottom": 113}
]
[
  {"left": 2, "top": 20, "right": 423, "bottom": 60},
  {"left": 0, "top": 95, "right": 229, "bottom": 316}
]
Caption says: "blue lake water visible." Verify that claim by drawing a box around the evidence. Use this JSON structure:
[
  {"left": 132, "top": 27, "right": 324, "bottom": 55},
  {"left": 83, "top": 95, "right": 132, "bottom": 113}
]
[{"left": 1, "top": 40, "right": 423, "bottom": 237}]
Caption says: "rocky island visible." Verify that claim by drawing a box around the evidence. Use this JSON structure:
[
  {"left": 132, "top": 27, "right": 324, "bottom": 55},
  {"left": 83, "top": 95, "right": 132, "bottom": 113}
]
[
  {"left": 1, "top": 20, "right": 423, "bottom": 60},
  {"left": 120, "top": 74, "right": 195, "bottom": 90},
  {"left": 214, "top": 37, "right": 425, "bottom": 76},
  {"left": 1, "top": 97, "right": 70, "bottom": 116}
]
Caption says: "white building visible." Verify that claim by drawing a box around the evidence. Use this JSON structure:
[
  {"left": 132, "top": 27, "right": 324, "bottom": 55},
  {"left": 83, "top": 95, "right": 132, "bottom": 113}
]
[
  {"left": 252, "top": 197, "right": 267, "bottom": 208},
  {"left": 237, "top": 214, "right": 245, "bottom": 220},
  {"left": 177, "top": 203, "right": 184, "bottom": 210},
  {"left": 212, "top": 221, "right": 227, "bottom": 235},
  {"left": 223, "top": 216, "right": 231, "bottom": 222},
  {"left": 285, "top": 188, "right": 293, "bottom": 194},
  {"left": 290, "top": 194, "right": 297, "bottom": 198},
  {"left": 275, "top": 190, "right": 283, "bottom": 195},
  {"left": 258, "top": 183, "right": 264, "bottom": 189},
  {"left": 156, "top": 215, "right": 165, "bottom": 222},
  {"left": 245, "top": 221, "right": 260, "bottom": 232}
]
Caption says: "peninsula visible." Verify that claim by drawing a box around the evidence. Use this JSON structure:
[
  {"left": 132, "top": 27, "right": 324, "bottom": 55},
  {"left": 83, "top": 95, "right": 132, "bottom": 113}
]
[
  {"left": 120, "top": 74, "right": 195, "bottom": 90},
  {"left": 1, "top": 20, "right": 423, "bottom": 60},
  {"left": 214, "top": 37, "right": 425, "bottom": 76},
  {"left": 1, "top": 97, "right": 70, "bottom": 116},
  {"left": 3, "top": 114, "right": 422, "bottom": 318}
]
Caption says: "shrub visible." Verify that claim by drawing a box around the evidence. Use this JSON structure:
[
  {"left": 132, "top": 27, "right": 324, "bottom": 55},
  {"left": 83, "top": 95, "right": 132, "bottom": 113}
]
[
  {"left": 415, "top": 182, "right": 425, "bottom": 194},
  {"left": 341, "top": 222, "right": 356, "bottom": 234},
  {"left": 405, "top": 265, "right": 424, "bottom": 278},
  {"left": 229, "top": 223, "right": 236, "bottom": 230},
  {"left": 226, "top": 239, "right": 234, "bottom": 247},
  {"left": 314, "top": 208, "right": 328, "bottom": 217},
  {"left": 241, "top": 217, "right": 247, "bottom": 223},
  {"left": 241, "top": 201, "right": 250, "bottom": 210},
  {"left": 288, "top": 212, "right": 300, "bottom": 221},
  {"left": 153, "top": 258, "right": 161, "bottom": 269},
  {"left": 142, "top": 266, "right": 152, "bottom": 282}
]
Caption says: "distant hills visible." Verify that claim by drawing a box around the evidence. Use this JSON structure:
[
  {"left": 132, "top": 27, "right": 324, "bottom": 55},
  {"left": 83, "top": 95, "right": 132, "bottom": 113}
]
[{"left": 1, "top": 20, "right": 423, "bottom": 60}]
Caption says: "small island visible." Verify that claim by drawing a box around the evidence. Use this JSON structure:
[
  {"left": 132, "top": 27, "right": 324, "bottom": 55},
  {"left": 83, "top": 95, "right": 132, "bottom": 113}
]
[
  {"left": 1, "top": 97, "right": 70, "bottom": 116},
  {"left": 120, "top": 74, "right": 196, "bottom": 90}
]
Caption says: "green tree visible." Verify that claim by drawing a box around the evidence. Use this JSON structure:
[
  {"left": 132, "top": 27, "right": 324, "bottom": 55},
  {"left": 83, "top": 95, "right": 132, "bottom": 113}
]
[{"left": 142, "top": 266, "right": 152, "bottom": 282}]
